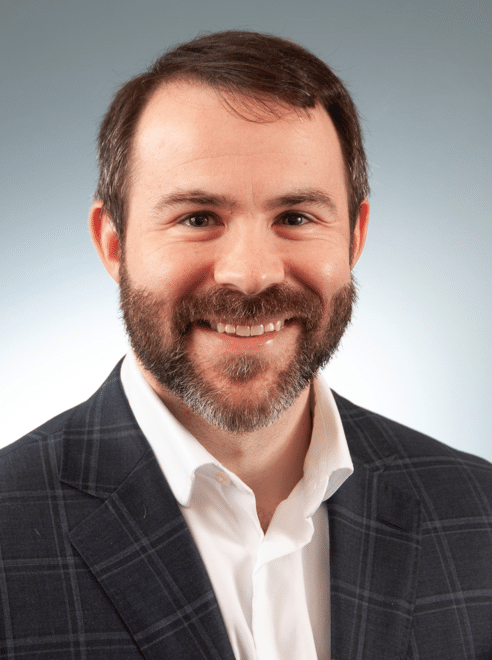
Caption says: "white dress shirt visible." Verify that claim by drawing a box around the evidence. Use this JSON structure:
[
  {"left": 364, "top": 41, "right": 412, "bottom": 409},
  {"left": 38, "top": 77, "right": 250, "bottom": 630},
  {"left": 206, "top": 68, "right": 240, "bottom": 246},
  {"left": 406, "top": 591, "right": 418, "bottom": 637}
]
[{"left": 120, "top": 352, "right": 353, "bottom": 660}]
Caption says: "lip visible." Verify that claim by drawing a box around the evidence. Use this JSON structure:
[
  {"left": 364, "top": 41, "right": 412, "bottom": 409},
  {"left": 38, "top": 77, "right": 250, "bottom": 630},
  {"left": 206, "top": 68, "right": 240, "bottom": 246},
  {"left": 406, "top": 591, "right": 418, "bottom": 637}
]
[{"left": 190, "top": 319, "right": 298, "bottom": 349}]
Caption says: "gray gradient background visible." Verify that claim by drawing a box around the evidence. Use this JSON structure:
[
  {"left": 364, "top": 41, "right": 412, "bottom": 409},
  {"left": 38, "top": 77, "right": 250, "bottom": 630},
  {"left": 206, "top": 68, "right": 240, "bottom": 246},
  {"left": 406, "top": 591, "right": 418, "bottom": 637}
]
[{"left": 2, "top": 0, "right": 491, "bottom": 458}]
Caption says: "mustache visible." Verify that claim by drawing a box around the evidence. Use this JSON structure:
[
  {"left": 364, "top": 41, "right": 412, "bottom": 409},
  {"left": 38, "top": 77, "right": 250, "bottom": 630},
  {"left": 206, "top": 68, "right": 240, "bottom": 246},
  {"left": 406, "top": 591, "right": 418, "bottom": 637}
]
[{"left": 173, "top": 284, "right": 324, "bottom": 333}]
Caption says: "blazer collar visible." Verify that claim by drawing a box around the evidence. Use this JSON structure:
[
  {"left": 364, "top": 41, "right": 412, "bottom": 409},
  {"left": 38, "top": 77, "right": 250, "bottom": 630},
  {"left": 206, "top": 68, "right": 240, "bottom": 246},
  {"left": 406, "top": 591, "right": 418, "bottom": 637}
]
[
  {"left": 329, "top": 392, "right": 422, "bottom": 660},
  {"left": 333, "top": 391, "right": 400, "bottom": 471},
  {"left": 60, "top": 362, "right": 235, "bottom": 660}
]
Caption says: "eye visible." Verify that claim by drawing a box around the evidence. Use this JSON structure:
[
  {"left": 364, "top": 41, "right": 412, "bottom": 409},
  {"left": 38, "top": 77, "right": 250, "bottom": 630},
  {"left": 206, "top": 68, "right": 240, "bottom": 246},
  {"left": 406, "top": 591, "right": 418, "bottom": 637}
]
[
  {"left": 182, "top": 213, "right": 218, "bottom": 228},
  {"left": 279, "top": 213, "right": 310, "bottom": 226}
]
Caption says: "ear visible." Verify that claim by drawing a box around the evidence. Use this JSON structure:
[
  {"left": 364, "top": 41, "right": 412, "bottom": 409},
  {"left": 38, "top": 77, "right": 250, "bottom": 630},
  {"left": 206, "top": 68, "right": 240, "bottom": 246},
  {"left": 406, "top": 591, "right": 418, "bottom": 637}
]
[
  {"left": 89, "top": 201, "right": 121, "bottom": 284},
  {"left": 350, "top": 199, "right": 369, "bottom": 268}
]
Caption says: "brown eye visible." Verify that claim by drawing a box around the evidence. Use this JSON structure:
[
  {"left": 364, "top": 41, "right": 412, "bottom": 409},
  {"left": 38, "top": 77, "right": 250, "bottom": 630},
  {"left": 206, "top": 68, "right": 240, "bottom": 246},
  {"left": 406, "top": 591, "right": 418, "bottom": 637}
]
[
  {"left": 282, "top": 214, "right": 308, "bottom": 226},
  {"left": 184, "top": 214, "right": 213, "bottom": 227}
]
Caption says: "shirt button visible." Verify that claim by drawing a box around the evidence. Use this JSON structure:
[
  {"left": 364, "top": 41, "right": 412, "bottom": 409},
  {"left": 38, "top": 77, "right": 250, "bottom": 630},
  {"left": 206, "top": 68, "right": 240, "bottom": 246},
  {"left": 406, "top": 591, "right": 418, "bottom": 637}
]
[{"left": 214, "top": 471, "right": 231, "bottom": 486}]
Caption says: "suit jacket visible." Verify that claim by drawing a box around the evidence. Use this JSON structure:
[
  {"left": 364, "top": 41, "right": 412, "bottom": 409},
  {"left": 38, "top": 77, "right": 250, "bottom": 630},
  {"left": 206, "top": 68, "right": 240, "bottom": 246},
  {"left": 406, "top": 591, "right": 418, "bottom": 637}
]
[{"left": 1, "top": 361, "right": 491, "bottom": 659}]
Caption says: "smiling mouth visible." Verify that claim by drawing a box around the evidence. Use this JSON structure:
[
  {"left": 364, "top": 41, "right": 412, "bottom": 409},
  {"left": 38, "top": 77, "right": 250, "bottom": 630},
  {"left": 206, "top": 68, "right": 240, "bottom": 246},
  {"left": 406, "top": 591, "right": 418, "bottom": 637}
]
[{"left": 203, "top": 318, "right": 293, "bottom": 337}]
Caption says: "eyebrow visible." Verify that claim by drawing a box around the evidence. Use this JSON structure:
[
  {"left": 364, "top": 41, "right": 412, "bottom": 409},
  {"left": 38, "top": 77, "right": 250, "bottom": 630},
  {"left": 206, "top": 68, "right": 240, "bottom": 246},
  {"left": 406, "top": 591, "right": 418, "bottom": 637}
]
[
  {"left": 152, "top": 187, "right": 338, "bottom": 216},
  {"left": 152, "top": 190, "right": 235, "bottom": 216},
  {"left": 264, "top": 189, "right": 338, "bottom": 215}
]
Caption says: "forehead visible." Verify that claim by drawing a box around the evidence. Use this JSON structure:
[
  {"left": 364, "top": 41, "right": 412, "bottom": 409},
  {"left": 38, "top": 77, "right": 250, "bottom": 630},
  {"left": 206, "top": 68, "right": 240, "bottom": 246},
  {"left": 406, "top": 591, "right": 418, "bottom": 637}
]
[
  {"left": 136, "top": 80, "right": 342, "bottom": 151},
  {"left": 130, "top": 80, "right": 347, "bottom": 208}
]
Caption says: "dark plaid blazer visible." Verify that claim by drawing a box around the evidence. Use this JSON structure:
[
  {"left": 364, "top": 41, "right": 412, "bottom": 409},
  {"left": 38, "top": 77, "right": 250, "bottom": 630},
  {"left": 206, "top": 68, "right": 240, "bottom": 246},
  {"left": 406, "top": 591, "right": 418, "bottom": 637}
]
[{"left": 1, "top": 361, "right": 492, "bottom": 659}]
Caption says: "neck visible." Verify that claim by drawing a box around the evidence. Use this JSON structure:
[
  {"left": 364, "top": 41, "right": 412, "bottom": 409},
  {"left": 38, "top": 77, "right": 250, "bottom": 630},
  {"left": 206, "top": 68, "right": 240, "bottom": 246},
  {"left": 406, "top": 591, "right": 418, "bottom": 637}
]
[{"left": 141, "top": 367, "right": 313, "bottom": 532}]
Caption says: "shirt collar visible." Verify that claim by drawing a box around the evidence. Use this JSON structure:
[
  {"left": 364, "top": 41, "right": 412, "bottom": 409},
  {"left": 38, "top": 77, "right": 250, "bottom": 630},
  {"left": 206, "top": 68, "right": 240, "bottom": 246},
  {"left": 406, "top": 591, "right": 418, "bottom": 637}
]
[
  {"left": 121, "top": 351, "right": 218, "bottom": 506},
  {"left": 120, "top": 352, "right": 352, "bottom": 510},
  {"left": 303, "top": 376, "right": 353, "bottom": 515}
]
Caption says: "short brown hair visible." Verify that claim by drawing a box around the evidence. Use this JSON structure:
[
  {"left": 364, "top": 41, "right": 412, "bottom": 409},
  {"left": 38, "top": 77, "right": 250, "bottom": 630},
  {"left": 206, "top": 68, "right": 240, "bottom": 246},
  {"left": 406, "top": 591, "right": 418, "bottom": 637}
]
[{"left": 95, "top": 30, "right": 369, "bottom": 241}]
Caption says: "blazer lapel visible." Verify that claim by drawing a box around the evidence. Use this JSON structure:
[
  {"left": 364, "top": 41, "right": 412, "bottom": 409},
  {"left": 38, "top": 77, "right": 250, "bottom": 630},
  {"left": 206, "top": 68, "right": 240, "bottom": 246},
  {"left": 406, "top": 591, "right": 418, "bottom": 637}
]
[
  {"left": 60, "top": 363, "right": 235, "bottom": 660},
  {"left": 329, "top": 393, "right": 423, "bottom": 660}
]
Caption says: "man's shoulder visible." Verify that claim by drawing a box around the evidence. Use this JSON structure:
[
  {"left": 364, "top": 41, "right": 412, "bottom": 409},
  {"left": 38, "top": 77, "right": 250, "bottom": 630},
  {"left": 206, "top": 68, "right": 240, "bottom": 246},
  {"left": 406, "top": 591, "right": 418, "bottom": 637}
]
[
  {"left": 0, "top": 360, "right": 129, "bottom": 485},
  {"left": 333, "top": 391, "right": 492, "bottom": 523},
  {"left": 0, "top": 405, "right": 79, "bottom": 489},
  {"left": 333, "top": 390, "right": 492, "bottom": 471}
]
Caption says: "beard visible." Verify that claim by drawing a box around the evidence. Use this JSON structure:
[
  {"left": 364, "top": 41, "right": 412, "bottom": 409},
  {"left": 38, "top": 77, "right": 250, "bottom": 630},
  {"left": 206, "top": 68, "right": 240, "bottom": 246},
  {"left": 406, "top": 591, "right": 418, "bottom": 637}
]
[{"left": 119, "top": 261, "right": 357, "bottom": 434}]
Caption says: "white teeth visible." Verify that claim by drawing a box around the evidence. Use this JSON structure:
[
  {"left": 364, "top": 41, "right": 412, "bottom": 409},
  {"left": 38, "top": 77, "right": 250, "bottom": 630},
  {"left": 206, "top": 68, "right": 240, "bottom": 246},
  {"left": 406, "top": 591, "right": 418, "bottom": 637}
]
[
  {"left": 210, "top": 320, "right": 286, "bottom": 336},
  {"left": 236, "top": 325, "right": 251, "bottom": 337}
]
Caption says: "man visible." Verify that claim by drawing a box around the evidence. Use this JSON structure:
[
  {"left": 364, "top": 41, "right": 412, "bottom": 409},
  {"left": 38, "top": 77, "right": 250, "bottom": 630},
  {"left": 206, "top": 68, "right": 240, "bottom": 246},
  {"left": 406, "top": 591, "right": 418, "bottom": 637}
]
[{"left": 1, "top": 31, "right": 491, "bottom": 660}]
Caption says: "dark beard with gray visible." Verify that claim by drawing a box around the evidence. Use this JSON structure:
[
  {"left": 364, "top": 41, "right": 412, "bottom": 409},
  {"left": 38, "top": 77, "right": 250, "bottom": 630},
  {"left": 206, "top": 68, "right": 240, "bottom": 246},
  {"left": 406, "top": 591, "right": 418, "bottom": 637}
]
[{"left": 119, "top": 262, "right": 357, "bottom": 434}]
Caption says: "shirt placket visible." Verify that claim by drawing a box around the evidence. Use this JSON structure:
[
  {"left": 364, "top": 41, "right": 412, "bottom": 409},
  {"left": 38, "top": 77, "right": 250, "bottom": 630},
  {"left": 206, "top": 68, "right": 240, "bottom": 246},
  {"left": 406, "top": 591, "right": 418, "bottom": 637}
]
[{"left": 250, "top": 503, "right": 319, "bottom": 660}]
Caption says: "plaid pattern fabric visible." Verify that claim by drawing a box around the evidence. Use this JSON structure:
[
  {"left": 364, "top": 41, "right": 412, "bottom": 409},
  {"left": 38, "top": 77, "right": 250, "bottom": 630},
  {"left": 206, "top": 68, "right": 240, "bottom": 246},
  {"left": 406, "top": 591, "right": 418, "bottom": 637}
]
[
  {"left": 330, "top": 392, "right": 492, "bottom": 660},
  {"left": 1, "top": 361, "right": 491, "bottom": 658},
  {"left": 0, "top": 364, "right": 235, "bottom": 660}
]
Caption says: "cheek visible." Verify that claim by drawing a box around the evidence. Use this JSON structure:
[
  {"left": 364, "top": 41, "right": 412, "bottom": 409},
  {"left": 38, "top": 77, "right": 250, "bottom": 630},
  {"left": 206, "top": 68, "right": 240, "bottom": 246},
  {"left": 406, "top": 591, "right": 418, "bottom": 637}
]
[
  {"left": 290, "top": 245, "right": 352, "bottom": 302},
  {"left": 124, "top": 237, "right": 213, "bottom": 302}
]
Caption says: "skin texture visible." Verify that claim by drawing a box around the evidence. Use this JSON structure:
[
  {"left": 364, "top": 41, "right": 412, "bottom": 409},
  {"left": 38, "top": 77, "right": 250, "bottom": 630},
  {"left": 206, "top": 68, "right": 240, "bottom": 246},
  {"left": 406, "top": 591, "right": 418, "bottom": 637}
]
[{"left": 90, "top": 80, "right": 369, "bottom": 530}]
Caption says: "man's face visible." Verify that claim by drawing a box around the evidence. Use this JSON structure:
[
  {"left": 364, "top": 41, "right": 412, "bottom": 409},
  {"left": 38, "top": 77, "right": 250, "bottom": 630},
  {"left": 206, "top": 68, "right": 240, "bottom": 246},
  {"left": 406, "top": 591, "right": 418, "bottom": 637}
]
[{"left": 116, "top": 81, "right": 367, "bottom": 433}]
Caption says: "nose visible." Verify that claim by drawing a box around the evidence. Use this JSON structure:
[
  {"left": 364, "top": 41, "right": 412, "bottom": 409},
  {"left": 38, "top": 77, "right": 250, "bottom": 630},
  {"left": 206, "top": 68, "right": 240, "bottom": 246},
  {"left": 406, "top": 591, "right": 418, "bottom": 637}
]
[{"left": 213, "top": 224, "right": 285, "bottom": 295}]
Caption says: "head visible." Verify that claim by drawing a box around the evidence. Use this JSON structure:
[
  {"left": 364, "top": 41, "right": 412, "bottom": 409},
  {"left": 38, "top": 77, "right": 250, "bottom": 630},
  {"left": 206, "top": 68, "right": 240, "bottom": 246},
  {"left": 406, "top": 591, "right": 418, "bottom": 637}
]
[
  {"left": 94, "top": 30, "right": 369, "bottom": 245},
  {"left": 90, "top": 32, "right": 369, "bottom": 434}
]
